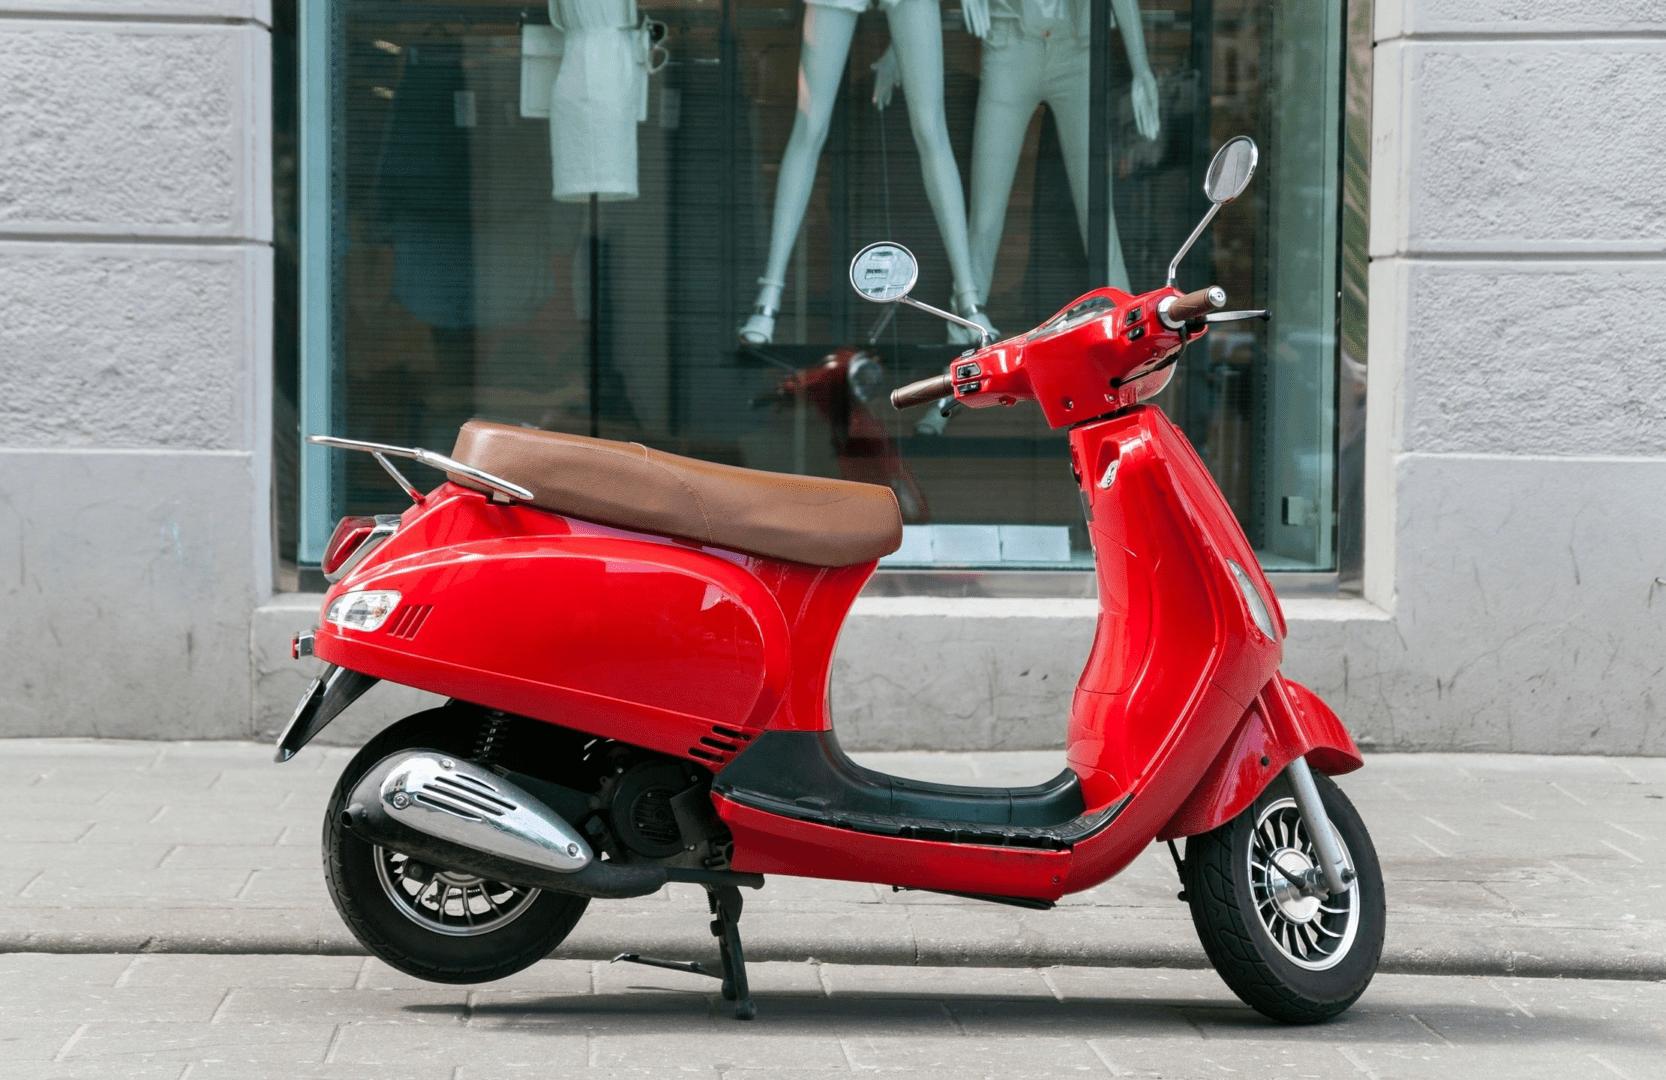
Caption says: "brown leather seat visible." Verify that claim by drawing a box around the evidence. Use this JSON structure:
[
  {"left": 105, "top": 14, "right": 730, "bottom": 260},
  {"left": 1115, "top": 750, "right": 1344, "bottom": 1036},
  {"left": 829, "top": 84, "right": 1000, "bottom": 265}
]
[{"left": 448, "top": 421, "right": 903, "bottom": 567}]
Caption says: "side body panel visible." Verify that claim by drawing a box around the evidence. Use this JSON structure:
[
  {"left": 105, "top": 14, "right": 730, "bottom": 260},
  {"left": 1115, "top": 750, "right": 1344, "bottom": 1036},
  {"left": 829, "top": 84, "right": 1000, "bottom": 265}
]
[{"left": 311, "top": 485, "right": 868, "bottom": 767}]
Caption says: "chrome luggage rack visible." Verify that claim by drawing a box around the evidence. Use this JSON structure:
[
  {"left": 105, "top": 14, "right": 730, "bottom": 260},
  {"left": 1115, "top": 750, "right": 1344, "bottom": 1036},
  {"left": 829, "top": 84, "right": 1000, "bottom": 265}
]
[{"left": 307, "top": 434, "right": 533, "bottom": 504}]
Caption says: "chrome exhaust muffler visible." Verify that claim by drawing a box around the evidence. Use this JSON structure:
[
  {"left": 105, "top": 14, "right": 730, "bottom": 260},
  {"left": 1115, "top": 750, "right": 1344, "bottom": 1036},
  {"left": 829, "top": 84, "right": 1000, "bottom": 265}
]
[
  {"left": 377, "top": 752, "right": 593, "bottom": 873},
  {"left": 341, "top": 750, "right": 668, "bottom": 899},
  {"left": 340, "top": 750, "right": 762, "bottom": 900}
]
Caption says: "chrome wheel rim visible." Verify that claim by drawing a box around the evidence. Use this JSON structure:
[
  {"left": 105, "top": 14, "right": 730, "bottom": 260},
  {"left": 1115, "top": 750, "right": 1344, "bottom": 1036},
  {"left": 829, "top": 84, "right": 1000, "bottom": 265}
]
[
  {"left": 1247, "top": 797, "right": 1359, "bottom": 971},
  {"left": 373, "top": 846, "right": 539, "bottom": 937}
]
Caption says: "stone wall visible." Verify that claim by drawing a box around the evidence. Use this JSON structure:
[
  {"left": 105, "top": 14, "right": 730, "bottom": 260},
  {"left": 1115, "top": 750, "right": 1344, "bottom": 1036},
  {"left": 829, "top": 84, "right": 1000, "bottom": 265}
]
[
  {"left": 1358, "top": 0, "right": 1666, "bottom": 752},
  {"left": 0, "top": 3, "right": 272, "bottom": 738}
]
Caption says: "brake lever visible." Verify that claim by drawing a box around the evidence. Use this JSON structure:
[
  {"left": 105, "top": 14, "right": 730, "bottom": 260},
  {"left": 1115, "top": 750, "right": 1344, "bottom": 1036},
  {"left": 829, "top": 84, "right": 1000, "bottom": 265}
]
[{"left": 1200, "top": 309, "right": 1269, "bottom": 324}]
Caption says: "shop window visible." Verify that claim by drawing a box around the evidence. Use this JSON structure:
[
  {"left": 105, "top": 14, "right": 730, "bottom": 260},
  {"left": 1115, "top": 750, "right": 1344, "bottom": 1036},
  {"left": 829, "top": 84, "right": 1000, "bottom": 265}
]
[{"left": 287, "top": 0, "right": 1350, "bottom": 577}]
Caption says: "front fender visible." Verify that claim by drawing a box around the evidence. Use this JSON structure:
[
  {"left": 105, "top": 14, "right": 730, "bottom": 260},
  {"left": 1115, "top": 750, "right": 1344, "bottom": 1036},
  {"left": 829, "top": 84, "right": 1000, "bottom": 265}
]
[{"left": 1156, "top": 673, "right": 1363, "bottom": 840}]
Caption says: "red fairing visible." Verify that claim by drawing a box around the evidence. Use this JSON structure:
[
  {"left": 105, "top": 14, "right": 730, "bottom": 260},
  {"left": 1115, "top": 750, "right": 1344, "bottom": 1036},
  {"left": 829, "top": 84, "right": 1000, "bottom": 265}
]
[
  {"left": 1156, "top": 674, "right": 1364, "bottom": 842},
  {"left": 715, "top": 794, "right": 1072, "bottom": 901},
  {"left": 1054, "top": 405, "right": 1285, "bottom": 893},
  {"left": 312, "top": 485, "right": 870, "bottom": 767}
]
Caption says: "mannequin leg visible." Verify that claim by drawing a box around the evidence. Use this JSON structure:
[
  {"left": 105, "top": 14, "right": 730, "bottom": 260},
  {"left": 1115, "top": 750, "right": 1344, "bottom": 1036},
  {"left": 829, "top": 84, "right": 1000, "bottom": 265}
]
[
  {"left": 968, "top": 37, "right": 1045, "bottom": 306},
  {"left": 740, "top": 5, "right": 860, "bottom": 344},
  {"left": 1049, "top": 41, "right": 1131, "bottom": 292},
  {"left": 884, "top": 0, "right": 993, "bottom": 340}
]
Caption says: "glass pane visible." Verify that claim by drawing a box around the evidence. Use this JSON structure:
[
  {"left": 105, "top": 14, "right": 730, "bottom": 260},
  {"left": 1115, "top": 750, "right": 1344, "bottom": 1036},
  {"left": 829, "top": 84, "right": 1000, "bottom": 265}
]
[{"left": 319, "top": 0, "right": 1342, "bottom": 572}]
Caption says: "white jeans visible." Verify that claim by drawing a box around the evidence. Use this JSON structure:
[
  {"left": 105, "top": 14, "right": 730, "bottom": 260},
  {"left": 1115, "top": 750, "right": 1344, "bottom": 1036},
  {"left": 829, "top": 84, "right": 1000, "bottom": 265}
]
[{"left": 968, "top": 28, "right": 1130, "bottom": 298}]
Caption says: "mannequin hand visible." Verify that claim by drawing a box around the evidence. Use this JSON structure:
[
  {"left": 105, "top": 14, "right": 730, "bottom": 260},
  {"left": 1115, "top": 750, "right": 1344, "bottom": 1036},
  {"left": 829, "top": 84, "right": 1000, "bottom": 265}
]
[
  {"left": 961, "top": 0, "right": 990, "bottom": 39},
  {"left": 1131, "top": 67, "right": 1160, "bottom": 141},
  {"left": 871, "top": 45, "right": 901, "bottom": 110}
]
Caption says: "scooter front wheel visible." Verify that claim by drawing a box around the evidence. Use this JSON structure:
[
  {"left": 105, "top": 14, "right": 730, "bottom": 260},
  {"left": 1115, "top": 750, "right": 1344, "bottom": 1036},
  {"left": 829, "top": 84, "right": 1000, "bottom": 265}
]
[
  {"left": 1182, "top": 770, "right": 1385, "bottom": 1023},
  {"left": 323, "top": 708, "right": 591, "bottom": 984}
]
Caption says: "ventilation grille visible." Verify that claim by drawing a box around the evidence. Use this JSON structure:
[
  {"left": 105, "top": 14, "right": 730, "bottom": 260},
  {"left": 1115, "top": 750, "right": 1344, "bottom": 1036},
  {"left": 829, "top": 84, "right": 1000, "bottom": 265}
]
[
  {"left": 688, "top": 724, "right": 753, "bottom": 766},
  {"left": 414, "top": 772, "right": 512, "bottom": 821},
  {"left": 384, "top": 604, "right": 433, "bottom": 640}
]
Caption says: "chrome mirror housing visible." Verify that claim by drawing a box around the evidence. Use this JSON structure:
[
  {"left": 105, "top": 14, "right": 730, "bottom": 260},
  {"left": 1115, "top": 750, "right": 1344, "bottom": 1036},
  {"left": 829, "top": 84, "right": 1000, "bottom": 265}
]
[
  {"left": 1204, "top": 135, "right": 1258, "bottom": 204},
  {"left": 849, "top": 242, "right": 919, "bottom": 303},
  {"left": 1168, "top": 136, "right": 1259, "bottom": 288}
]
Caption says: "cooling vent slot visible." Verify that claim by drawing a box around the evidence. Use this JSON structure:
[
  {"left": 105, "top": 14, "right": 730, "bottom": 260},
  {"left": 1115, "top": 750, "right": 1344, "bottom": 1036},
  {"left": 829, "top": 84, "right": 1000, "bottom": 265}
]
[
  {"left": 384, "top": 604, "right": 433, "bottom": 640},
  {"left": 688, "top": 724, "right": 753, "bottom": 766},
  {"left": 412, "top": 772, "right": 514, "bottom": 821}
]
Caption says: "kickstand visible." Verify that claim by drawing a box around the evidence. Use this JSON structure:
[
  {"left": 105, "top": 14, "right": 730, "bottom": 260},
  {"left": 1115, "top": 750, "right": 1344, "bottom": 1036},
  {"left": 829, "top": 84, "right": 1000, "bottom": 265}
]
[{"left": 610, "top": 884, "right": 756, "bottom": 1020}]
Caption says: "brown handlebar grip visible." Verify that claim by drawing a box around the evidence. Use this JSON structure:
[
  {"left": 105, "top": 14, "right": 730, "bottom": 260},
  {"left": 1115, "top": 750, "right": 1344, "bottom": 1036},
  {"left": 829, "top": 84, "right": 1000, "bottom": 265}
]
[
  {"left": 891, "top": 373, "right": 955, "bottom": 411},
  {"left": 1166, "top": 286, "right": 1227, "bottom": 323}
]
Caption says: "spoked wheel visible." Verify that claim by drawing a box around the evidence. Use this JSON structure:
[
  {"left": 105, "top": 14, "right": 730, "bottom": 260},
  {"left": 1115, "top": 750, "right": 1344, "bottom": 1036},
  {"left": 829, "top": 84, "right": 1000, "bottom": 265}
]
[
  {"left": 323, "top": 708, "right": 589, "bottom": 984},
  {"left": 1182, "top": 770, "right": 1385, "bottom": 1022}
]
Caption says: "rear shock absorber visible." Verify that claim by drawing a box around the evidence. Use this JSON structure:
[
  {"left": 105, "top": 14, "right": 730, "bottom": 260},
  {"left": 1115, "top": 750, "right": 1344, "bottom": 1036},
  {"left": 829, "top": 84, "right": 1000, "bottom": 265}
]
[{"left": 473, "top": 711, "right": 512, "bottom": 767}]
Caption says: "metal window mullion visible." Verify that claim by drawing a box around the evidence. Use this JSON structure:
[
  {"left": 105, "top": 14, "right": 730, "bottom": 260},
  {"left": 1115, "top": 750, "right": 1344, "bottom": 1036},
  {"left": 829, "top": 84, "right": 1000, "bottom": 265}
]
[{"left": 297, "top": 0, "right": 337, "bottom": 565}]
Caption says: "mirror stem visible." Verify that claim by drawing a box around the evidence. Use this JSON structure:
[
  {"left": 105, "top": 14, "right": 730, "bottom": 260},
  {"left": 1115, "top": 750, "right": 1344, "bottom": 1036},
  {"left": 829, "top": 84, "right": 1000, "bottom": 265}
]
[
  {"left": 1166, "top": 202, "right": 1222, "bottom": 289},
  {"left": 899, "top": 296, "right": 992, "bottom": 347}
]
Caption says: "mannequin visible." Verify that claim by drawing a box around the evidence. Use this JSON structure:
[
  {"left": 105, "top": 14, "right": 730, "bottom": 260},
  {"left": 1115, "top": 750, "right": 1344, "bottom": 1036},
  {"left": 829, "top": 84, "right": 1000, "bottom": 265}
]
[
  {"left": 965, "top": 0, "right": 1159, "bottom": 300},
  {"left": 739, "top": 0, "right": 996, "bottom": 345}
]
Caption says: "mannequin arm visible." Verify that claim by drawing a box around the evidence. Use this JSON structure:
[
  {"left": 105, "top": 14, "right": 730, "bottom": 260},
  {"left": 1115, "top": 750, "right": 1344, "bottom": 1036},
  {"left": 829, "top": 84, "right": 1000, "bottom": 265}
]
[
  {"left": 1109, "top": 0, "right": 1160, "bottom": 140},
  {"left": 872, "top": 43, "right": 901, "bottom": 109}
]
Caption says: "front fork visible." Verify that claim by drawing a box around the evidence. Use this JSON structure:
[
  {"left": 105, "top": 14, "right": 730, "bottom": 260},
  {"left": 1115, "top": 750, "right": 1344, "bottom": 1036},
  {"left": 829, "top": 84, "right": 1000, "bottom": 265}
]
[{"left": 1284, "top": 757, "right": 1355, "bottom": 898}]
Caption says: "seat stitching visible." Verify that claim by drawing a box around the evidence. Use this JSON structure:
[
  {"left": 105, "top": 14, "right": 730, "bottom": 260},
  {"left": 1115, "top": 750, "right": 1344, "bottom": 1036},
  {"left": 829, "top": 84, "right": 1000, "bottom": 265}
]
[{"left": 628, "top": 441, "right": 714, "bottom": 544}]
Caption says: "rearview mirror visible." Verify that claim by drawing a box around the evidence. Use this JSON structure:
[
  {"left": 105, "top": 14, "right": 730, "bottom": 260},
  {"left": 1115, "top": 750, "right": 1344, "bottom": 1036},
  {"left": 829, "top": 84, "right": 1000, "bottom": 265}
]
[
  {"left": 1204, "top": 136, "right": 1257, "bottom": 204},
  {"left": 849, "top": 242, "right": 919, "bottom": 303},
  {"left": 1168, "top": 136, "right": 1259, "bottom": 287}
]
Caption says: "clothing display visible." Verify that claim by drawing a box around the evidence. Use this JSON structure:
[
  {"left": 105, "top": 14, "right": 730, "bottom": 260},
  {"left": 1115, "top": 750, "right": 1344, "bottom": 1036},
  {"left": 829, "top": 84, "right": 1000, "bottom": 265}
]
[
  {"left": 967, "top": 0, "right": 1157, "bottom": 298},
  {"left": 377, "top": 39, "right": 558, "bottom": 332},
  {"left": 527, "top": 0, "right": 663, "bottom": 202}
]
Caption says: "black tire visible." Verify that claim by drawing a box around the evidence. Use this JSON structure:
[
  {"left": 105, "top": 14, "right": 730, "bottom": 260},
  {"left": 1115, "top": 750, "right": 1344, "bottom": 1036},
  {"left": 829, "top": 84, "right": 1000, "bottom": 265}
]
[
  {"left": 1182, "top": 770, "right": 1385, "bottom": 1023},
  {"left": 322, "top": 707, "right": 590, "bottom": 984}
]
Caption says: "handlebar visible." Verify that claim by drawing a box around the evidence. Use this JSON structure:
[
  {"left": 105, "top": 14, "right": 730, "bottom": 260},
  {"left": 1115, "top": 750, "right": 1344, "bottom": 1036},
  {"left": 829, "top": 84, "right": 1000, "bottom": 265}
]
[
  {"left": 891, "top": 373, "right": 954, "bottom": 410},
  {"left": 1164, "top": 286, "right": 1227, "bottom": 325}
]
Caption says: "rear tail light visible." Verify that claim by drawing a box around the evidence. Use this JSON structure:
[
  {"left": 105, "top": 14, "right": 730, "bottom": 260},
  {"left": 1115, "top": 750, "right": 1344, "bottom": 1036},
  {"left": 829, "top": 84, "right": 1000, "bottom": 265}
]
[
  {"left": 322, "top": 514, "right": 402, "bottom": 582},
  {"left": 322, "top": 517, "right": 378, "bottom": 579}
]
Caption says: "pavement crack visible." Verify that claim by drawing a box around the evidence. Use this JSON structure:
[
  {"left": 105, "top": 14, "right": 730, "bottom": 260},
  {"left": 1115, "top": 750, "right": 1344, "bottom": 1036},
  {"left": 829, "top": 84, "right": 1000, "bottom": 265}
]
[
  {"left": 940, "top": 1000, "right": 967, "bottom": 1036},
  {"left": 208, "top": 988, "right": 235, "bottom": 1024},
  {"left": 113, "top": 955, "right": 145, "bottom": 988},
  {"left": 1040, "top": 967, "right": 1065, "bottom": 1002},
  {"left": 1406, "top": 1012, "right": 1455, "bottom": 1047},
  {"left": 52, "top": 1023, "right": 89, "bottom": 1063},
  {"left": 1487, "top": 979, "right": 1534, "bottom": 1018},
  {"left": 1589, "top": 1053, "right": 1637, "bottom": 1080},
  {"left": 1549, "top": 782, "right": 1588, "bottom": 806},
  {"left": 1087, "top": 1040, "right": 1129, "bottom": 1076},
  {"left": 1599, "top": 839, "right": 1644, "bottom": 864},
  {"left": 17, "top": 870, "right": 45, "bottom": 898},
  {"left": 322, "top": 1023, "right": 345, "bottom": 1064},
  {"left": 1336, "top": 1045, "right": 1382, "bottom": 1079},
  {"left": 1413, "top": 834, "right": 1449, "bottom": 858}
]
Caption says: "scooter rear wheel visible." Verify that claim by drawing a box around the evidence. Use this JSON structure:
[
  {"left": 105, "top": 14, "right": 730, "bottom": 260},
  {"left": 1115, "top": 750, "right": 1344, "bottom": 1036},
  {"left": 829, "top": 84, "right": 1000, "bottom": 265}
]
[
  {"left": 1182, "top": 770, "right": 1384, "bottom": 1023},
  {"left": 322, "top": 707, "right": 590, "bottom": 984}
]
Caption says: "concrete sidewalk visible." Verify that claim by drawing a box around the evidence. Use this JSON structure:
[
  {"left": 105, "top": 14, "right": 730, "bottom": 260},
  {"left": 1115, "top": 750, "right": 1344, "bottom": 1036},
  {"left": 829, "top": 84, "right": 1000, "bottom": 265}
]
[{"left": 2, "top": 741, "right": 1662, "bottom": 980}]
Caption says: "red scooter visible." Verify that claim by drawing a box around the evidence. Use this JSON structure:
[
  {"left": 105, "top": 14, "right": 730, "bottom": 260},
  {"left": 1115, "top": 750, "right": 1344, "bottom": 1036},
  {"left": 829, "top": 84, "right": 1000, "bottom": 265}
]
[{"left": 280, "top": 136, "right": 1382, "bottom": 1024}]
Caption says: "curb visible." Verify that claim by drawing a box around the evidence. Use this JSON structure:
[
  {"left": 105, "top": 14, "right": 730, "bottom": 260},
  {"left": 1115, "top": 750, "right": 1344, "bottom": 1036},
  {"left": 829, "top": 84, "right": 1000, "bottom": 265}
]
[{"left": 5, "top": 932, "right": 1662, "bottom": 983}]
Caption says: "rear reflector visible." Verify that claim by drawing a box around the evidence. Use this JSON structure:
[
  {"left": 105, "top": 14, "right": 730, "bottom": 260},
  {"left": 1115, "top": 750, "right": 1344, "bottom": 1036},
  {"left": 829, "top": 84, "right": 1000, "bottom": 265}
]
[{"left": 322, "top": 516, "right": 379, "bottom": 578}]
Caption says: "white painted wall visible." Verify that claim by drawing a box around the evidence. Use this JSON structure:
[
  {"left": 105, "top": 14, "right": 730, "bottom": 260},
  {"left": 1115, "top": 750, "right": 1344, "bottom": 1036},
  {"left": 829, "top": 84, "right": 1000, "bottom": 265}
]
[{"left": 0, "top": 4, "right": 273, "bottom": 737}]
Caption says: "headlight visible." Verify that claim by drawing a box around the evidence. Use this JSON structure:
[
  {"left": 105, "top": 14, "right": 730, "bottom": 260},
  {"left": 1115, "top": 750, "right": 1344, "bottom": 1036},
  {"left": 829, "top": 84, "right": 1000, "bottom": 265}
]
[
  {"left": 1226, "top": 560, "right": 1277, "bottom": 641},
  {"left": 326, "top": 590, "right": 401, "bottom": 632}
]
